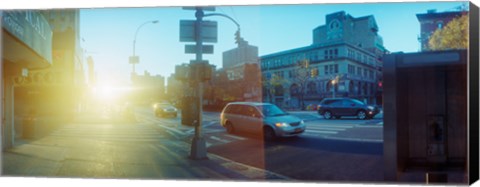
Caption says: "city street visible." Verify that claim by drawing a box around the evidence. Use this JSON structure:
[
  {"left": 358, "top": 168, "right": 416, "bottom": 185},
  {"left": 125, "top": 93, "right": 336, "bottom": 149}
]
[
  {"left": 3, "top": 104, "right": 385, "bottom": 181},
  {"left": 136, "top": 106, "right": 385, "bottom": 182}
]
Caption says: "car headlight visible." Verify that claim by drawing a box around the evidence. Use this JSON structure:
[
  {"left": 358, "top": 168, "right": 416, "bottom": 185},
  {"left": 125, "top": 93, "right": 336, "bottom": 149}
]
[
  {"left": 275, "top": 122, "right": 289, "bottom": 128},
  {"left": 300, "top": 120, "right": 305, "bottom": 125},
  {"left": 367, "top": 106, "right": 374, "bottom": 110}
]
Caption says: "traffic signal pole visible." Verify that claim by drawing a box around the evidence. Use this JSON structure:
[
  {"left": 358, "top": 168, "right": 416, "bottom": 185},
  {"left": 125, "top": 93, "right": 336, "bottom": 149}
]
[{"left": 190, "top": 8, "right": 207, "bottom": 160}]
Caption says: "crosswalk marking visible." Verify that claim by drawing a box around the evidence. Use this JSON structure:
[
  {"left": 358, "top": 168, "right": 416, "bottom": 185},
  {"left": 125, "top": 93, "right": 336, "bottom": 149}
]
[
  {"left": 304, "top": 129, "right": 338, "bottom": 134},
  {"left": 210, "top": 136, "right": 230, "bottom": 143},
  {"left": 224, "top": 134, "right": 246, "bottom": 141},
  {"left": 301, "top": 123, "right": 355, "bottom": 136},
  {"left": 307, "top": 126, "right": 348, "bottom": 131},
  {"left": 309, "top": 124, "right": 354, "bottom": 128}
]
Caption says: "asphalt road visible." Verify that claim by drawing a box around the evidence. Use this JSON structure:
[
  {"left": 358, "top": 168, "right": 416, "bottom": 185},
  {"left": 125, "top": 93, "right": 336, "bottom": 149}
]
[{"left": 135, "top": 106, "right": 385, "bottom": 182}]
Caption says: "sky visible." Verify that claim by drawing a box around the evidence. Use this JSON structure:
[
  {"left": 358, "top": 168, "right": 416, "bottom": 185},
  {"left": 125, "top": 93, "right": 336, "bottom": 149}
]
[
  {"left": 0, "top": 0, "right": 471, "bottom": 87},
  {"left": 77, "top": 1, "right": 468, "bottom": 86}
]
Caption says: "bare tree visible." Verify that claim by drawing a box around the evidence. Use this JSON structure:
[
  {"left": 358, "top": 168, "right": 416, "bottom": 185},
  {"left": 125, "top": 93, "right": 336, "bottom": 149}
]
[{"left": 292, "top": 59, "right": 316, "bottom": 110}]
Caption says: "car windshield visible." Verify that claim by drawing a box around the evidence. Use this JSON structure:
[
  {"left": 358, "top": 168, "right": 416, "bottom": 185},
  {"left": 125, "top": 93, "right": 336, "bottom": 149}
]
[
  {"left": 158, "top": 104, "right": 174, "bottom": 109},
  {"left": 350, "top": 99, "right": 365, "bottom": 105},
  {"left": 257, "top": 104, "right": 288, "bottom": 117}
]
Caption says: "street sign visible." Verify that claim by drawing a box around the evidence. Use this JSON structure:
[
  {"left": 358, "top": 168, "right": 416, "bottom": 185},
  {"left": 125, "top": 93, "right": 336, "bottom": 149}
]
[
  {"left": 182, "top": 6, "right": 216, "bottom": 11},
  {"left": 185, "top": 45, "right": 214, "bottom": 54},
  {"left": 129, "top": 56, "right": 139, "bottom": 64},
  {"left": 179, "top": 20, "right": 218, "bottom": 43}
]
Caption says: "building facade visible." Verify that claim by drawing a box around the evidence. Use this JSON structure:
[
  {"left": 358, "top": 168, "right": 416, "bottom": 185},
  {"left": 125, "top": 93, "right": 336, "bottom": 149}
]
[
  {"left": 218, "top": 40, "right": 261, "bottom": 103},
  {"left": 1, "top": 9, "right": 87, "bottom": 150},
  {"left": 2, "top": 10, "right": 53, "bottom": 149},
  {"left": 13, "top": 9, "right": 86, "bottom": 119},
  {"left": 416, "top": 9, "right": 467, "bottom": 51},
  {"left": 260, "top": 11, "right": 387, "bottom": 109}
]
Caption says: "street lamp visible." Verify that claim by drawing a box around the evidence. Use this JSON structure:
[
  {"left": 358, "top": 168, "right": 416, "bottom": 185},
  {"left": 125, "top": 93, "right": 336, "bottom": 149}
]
[
  {"left": 331, "top": 75, "right": 339, "bottom": 98},
  {"left": 331, "top": 79, "right": 336, "bottom": 98},
  {"left": 130, "top": 20, "right": 159, "bottom": 76}
]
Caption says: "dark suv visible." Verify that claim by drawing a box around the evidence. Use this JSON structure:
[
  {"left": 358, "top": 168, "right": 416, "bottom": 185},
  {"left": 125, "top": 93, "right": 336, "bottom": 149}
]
[{"left": 317, "top": 98, "right": 379, "bottom": 120}]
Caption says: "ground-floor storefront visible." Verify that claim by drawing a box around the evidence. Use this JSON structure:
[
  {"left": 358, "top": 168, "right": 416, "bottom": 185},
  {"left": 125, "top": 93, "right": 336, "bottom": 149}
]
[{"left": 1, "top": 10, "right": 52, "bottom": 150}]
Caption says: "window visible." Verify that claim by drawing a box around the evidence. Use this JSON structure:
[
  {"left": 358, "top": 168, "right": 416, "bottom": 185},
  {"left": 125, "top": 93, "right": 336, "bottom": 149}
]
[
  {"left": 245, "top": 106, "right": 261, "bottom": 117},
  {"left": 324, "top": 64, "right": 338, "bottom": 75},
  {"left": 348, "top": 49, "right": 355, "bottom": 59},
  {"left": 348, "top": 64, "right": 355, "bottom": 75},
  {"left": 307, "top": 82, "right": 317, "bottom": 94},
  {"left": 357, "top": 67, "right": 362, "bottom": 76}
]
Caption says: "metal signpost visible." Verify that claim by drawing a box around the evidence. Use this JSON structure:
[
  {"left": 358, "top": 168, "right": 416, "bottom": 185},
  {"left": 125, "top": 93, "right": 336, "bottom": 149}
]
[{"left": 180, "top": 7, "right": 217, "bottom": 160}]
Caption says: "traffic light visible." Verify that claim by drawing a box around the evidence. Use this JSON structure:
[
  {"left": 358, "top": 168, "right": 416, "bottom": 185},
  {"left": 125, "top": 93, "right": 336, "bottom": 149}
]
[
  {"left": 310, "top": 68, "right": 319, "bottom": 77},
  {"left": 234, "top": 30, "right": 241, "bottom": 44}
]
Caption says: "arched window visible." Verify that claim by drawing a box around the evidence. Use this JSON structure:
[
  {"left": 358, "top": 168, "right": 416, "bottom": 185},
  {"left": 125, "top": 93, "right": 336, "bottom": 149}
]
[{"left": 290, "top": 84, "right": 300, "bottom": 96}]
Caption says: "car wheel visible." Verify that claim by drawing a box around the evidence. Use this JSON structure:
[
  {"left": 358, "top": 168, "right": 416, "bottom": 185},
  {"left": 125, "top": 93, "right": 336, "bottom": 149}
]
[
  {"left": 323, "top": 111, "right": 333, "bottom": 119},
  {"left": 263, "top": 127, "right": 276, "bottom": 141},
  {"left": 357, "top": 110, "right": 367, "bottom": 120},
  {"left": 225, "top": 121, "right": 234, "bottom": 134}
]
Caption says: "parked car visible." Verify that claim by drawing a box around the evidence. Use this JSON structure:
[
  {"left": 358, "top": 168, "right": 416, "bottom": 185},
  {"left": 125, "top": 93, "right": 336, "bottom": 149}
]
[
  {"left": 220, "top": 102, "right": 306, "bottom": 140},
  {"left": 153, "top": 103, "right": 178, "bottom": 118},
  {"left": 317, "top": 98, "right": 379, "bottom": 120}
]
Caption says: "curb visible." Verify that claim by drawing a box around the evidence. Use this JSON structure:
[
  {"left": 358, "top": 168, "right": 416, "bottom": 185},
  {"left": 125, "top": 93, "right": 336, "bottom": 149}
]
[{"left": 176, "top": 141, "right": 291, "bottom": 180}]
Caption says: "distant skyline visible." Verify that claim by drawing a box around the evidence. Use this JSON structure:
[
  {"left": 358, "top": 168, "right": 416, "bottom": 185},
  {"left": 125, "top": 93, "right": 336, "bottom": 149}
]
[{"left": 78, "top": 1, "right": 467, "bottom": 86}]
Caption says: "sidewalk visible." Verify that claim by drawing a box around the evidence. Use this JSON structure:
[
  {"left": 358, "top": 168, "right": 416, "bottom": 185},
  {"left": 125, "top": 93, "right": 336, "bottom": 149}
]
[{"left": 2, "top": 113, "right": 289, "bottom": 180}]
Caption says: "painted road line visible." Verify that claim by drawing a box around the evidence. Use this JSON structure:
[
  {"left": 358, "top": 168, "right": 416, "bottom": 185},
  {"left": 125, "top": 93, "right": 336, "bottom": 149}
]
[
  {"left": 306, "top": 126, "right": 349, "bottom": 131},
  {"left": 309, "top": 124, "right": 354, "bottom": 128},
  {"left": 354, "top": 125, "right": 384, "bottom": 128},
  {"left": 224, "top": 134, "right": 246, "bottom": 141},
  {"left": 322, "top": 136, "right": 383, "bottom": 143},
  {"left": 186, "top": 121, "right": 217, "bottom": 134},
  {"left": 210, "top": 136, "right": 230, "bottom": 143},
  {"left": 304, "top": 129, "right": 338, "bottom": 134},
  {"left": 165, "top": 130, "right": 181, "bottom": 139},
  {"left": 204, "top": 129, "right": 226, "bottom": 134}
]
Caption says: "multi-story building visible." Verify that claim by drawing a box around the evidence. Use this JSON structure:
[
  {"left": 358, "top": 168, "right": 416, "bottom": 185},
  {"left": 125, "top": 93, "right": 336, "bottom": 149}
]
[
  {"left": 222, "top": 40, "right": 259, "bottom": 80},
  {"left": 260, "top": 11, "right": 388, "bottom": 109},
  {"left": 13, "top": 9, "right": 86, "bottom": 118},
  {"left": 416, "top": 8, "right": 467, "bottom": 51},
  {"left": 218, "top": 40, "right": 261, "bottom": 103},
  {"left": 2, "top": 10, "right": 53, "bottom": 149}
]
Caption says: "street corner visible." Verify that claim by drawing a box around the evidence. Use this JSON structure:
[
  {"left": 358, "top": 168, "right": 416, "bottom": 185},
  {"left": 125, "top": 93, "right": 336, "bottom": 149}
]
[{"left": 207, "top": 153, "right": 290, "bottom": 180}]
